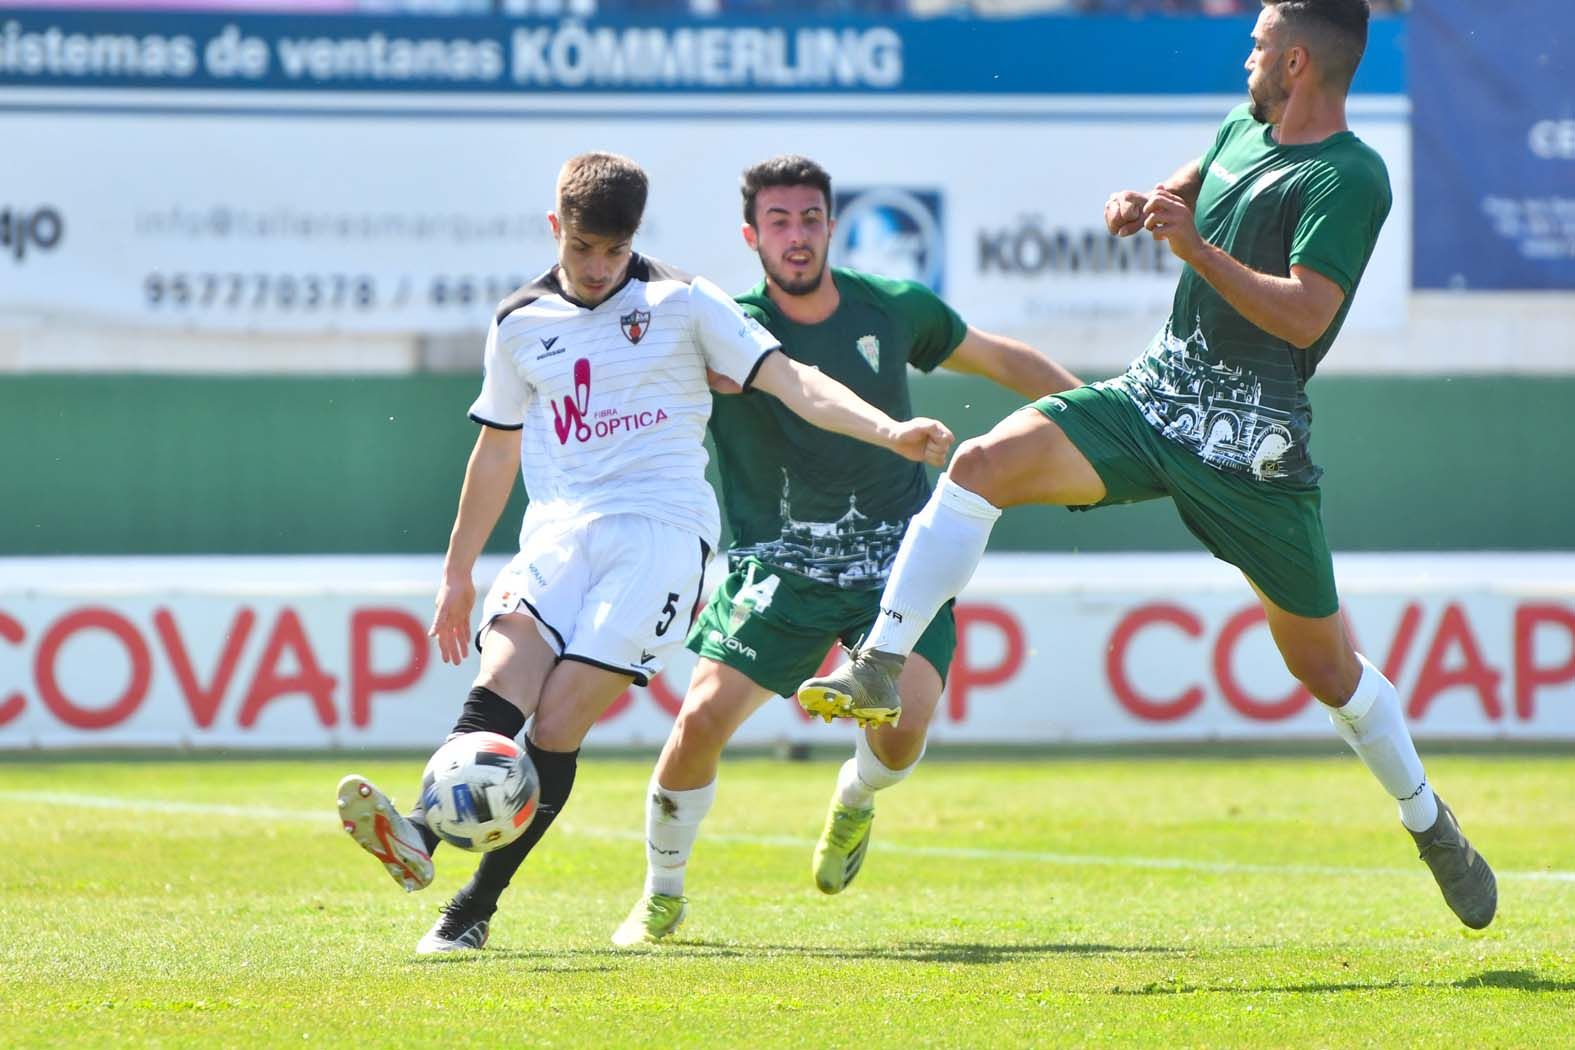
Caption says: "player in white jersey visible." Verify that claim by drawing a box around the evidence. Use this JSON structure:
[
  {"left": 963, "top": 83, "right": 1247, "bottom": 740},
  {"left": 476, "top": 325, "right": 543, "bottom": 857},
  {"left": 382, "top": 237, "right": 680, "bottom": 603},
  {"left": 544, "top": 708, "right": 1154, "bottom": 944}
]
[{"left": 334, "top": 152, "right": 954, "bottom": 954}]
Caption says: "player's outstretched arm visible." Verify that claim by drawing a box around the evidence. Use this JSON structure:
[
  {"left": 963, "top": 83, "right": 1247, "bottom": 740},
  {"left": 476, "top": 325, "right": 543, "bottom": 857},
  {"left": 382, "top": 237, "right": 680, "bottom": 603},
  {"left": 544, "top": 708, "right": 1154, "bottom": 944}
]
[
  {"left": 750, "top": 351, "right": 955, "bottom": 467},
  {"left": 1106, "top": 159, "right": 1204, "bottom": 237},
  {"left": 431, "top": 425, "right": 521, "bottom": 666},
  {"left": 941, "top": 325, "right": 1083, "bottom": 400}
]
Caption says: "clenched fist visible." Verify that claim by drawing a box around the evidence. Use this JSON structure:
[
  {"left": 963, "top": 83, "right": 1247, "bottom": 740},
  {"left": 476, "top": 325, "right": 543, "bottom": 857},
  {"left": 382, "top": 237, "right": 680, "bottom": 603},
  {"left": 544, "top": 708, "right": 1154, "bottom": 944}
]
[
  {"left": 888, "top": 417, "right": 956, "bottom": 467},
  {"left": 1104, "top": 190, "right": 1149, "bottom": 237}
]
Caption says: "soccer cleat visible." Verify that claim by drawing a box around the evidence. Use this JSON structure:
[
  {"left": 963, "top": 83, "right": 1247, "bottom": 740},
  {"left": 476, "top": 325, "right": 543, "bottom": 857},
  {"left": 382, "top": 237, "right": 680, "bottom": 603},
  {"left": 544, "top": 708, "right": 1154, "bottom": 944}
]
[
  {"left": 812, "top": 799, "right": 876, "bottom": 895},
  {"left": 796, "top": 648, "right": 906, "bottom": 728},
  {"left": 1410, "top": 796, "right": 1497, "bottom": 930},
  {"left": 416, "top": 899, "right": 492, "bottom": 955},
  {"left": 336, "top": 774, "right": 434, "bottom": 893},
  {"left": 610, "top": 893, "right": 688, "bottom": 947}
]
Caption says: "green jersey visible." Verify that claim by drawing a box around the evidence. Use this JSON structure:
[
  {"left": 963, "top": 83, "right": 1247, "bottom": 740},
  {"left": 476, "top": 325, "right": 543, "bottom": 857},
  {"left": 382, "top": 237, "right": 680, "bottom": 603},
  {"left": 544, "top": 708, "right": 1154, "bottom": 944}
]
[
  {"left": 713, "top": 267, "right": 966, "bottom": 590},
  {"left": 1116, "top": 102, "right": 1392, "bottom": 486}
]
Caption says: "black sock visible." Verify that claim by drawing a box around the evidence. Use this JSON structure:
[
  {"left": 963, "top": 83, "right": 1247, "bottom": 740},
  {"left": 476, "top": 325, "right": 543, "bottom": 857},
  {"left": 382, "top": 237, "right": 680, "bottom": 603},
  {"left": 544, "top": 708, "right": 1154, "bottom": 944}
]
[
  {"left": 408, "top": 687, "right": 529, "bottom": 856},
  {"left": 449, "top": 686, "right": 527, "bottom": 740},
  {"left": 452, "top": 737, "right": 579, "bottom": 916}
]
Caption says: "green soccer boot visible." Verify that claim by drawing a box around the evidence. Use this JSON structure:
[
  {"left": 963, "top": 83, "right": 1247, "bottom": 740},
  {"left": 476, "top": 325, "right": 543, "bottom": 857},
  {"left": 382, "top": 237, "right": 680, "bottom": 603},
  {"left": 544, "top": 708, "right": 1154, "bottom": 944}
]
[
  {"left": 611, "top": 892, "right": 688, "bottom": 946},
  {"left": 812, "top": 798, "right": 876, "bottom": 895}
]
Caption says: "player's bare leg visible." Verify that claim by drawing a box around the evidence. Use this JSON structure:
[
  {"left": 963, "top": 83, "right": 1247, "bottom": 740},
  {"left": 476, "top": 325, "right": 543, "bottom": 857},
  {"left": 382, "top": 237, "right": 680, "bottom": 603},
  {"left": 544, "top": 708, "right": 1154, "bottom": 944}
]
[
  {"left": 1255, "top": 583, "right": 1496, "bottom": 929},
  {"left": 799, "top": 408, "right": 1102, "bottom": 724},
  {"left": 422, "top": 645, "right": 629, "bottom": 954},
  {"left": 813, "top": 655, "right": 943, "bottom": 895},
  {"left": 614, "top": 659, "right": 774, "bottom": 946},
  {"left": 472, "top": 612, "right": 557, "bottom": 725},
  {"left": 656, "top": 659, "right": 778, "bottom": 791}
]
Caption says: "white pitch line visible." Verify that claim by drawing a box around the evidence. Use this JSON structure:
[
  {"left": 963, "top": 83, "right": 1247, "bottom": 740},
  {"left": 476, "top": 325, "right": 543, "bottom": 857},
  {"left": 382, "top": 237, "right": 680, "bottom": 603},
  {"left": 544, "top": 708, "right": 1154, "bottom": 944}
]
[{"left": 6, "top": 789, "right": 1573, "bottom": 885}]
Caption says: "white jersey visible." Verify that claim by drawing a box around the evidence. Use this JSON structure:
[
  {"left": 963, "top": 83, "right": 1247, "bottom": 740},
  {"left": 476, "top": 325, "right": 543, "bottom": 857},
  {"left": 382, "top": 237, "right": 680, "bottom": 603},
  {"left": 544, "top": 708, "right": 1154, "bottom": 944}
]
[{"left": 468, "top": 254, "right": 780, "bottom": 550}]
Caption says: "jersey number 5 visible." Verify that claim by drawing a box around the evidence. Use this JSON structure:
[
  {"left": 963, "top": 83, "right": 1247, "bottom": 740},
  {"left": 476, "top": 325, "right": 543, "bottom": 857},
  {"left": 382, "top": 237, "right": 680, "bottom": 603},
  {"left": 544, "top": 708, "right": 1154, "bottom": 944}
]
[{"left": 655, "top": 592, "right": 681, "bottom": 637}]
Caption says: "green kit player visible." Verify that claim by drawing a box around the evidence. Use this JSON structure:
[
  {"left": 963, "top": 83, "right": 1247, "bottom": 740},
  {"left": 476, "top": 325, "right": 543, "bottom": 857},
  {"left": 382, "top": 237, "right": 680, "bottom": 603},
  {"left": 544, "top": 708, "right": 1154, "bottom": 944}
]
[
  {"left": 613, "top": 155, "right": 1081, "bottom": 945},
  {"left": 801, "top": 0, "right": 1498, "bottom": 932}
]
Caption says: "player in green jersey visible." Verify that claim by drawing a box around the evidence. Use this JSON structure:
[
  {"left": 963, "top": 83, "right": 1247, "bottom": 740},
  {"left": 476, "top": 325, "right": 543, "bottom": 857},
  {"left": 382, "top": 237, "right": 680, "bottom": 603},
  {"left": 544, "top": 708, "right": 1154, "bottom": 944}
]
[
  {"left": 799, "top": 0, "right": 1498, "bottom": 931},
  {"left": 612, "top": 155, "right": 1080, "bottom": 945}
]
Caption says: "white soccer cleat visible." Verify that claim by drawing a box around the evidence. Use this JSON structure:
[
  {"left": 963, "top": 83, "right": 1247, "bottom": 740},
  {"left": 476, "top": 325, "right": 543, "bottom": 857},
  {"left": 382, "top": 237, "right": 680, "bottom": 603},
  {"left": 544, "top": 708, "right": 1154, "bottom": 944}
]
[
  {"left": 336, "top": 774, "right": 434, "bottom": 893},
  {"left": 416, "top": 900, "right": 491, "bottom": 955}
]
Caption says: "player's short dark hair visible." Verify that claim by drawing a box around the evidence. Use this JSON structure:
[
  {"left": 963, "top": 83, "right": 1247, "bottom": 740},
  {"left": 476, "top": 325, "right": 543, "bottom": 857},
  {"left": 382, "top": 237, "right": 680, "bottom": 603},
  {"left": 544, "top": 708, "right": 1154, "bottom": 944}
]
[
  {"left": 740, "top": 155, "right": 833, "bottom": 228},
  {"left": 555, "top": 152, "right": 648, "bottom": 237},
  {"left": 1263, "top": 0, "right": 1369, "bottom": 90}
]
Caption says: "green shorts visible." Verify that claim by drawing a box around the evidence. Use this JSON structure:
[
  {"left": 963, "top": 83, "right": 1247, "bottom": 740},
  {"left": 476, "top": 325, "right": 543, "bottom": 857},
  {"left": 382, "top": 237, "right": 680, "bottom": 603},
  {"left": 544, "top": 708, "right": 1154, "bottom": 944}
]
[
  {"left": 687, "top": 557, "right": 957, "bottom": 697},
  {"left": 1032, "top": 382, "right": 1338, "bottom": 619}
]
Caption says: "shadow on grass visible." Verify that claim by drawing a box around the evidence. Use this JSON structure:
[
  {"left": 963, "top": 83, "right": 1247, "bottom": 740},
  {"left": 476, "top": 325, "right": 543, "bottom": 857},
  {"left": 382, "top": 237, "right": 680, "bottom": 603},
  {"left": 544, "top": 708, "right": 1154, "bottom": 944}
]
[
  {"left": 1109, "top": 968, "right": 1575, "bottom": 996},
  {"left": 410, "top": 940, "right": 1181, "bottom": 968},
  {"left": 1453, "top": 969, "right": 1575, "bottom": 993}
]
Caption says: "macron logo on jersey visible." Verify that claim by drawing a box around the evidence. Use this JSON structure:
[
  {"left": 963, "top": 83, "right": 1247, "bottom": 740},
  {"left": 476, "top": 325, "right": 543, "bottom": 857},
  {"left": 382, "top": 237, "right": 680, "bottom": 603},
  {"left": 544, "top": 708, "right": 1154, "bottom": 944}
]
[{"left": 550, "top": 356, "right": 672, "bottom": 446}]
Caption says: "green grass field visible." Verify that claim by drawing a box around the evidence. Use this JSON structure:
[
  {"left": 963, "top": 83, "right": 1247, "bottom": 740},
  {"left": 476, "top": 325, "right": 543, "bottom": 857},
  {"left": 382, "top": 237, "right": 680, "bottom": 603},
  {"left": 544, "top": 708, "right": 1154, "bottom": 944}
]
[{"left": 3, "top": 751, "right": 1573, "bottom": 1048}]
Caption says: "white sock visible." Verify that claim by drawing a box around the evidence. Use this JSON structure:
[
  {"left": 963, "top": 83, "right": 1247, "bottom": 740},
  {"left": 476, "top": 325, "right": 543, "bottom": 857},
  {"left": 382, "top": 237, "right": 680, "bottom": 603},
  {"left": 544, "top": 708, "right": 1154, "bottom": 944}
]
[
  {"left": 1328, "top": 654, "right": 1439, "bottom": 832},
  {"left": 643, "top": 776, "right": 716, "bottom": 897},
  {"left": 865, "top": 475, "right": 1001, "bottom": 656},
  {"left": 836, "top": 731, "right": 924, "bottom": 809}
]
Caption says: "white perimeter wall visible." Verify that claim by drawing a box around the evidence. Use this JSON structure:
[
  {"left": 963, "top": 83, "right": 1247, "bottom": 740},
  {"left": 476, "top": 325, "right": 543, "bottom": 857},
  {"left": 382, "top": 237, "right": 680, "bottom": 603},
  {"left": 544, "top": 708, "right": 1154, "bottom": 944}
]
[{"left": 3, "top": 553, "right": 1573, "bottom": 751}]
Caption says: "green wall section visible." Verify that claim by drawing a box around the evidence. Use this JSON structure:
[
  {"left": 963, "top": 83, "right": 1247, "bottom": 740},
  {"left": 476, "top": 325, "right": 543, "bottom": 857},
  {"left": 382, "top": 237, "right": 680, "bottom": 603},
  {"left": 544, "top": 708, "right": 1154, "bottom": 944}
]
[
  {"left": 2, "top": 375, "right": 505, "bottom": 556},
  {"left": 2, "top": 373, "right": 1568, "bottom": 555},
  {"left": 913, "top": 373, "right": 1573, "bottom": 554}
]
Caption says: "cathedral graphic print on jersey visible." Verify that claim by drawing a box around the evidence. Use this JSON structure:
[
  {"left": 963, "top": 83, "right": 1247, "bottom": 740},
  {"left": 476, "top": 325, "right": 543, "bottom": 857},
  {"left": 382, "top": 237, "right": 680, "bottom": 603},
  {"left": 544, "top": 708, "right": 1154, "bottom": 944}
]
[
  {"left": 1119, "top": 316, "right": 1296, "bottom": 481},
  {"left": 727, "top": 470, "right": 909, "bottom": 590}
]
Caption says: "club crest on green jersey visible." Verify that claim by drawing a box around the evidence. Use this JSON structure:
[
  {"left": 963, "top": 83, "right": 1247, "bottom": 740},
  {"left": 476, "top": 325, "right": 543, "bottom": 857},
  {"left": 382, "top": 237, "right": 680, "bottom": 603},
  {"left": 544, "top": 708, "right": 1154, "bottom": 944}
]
[{"left": 856, "top": 334, "right": 880, "bottom": 371}]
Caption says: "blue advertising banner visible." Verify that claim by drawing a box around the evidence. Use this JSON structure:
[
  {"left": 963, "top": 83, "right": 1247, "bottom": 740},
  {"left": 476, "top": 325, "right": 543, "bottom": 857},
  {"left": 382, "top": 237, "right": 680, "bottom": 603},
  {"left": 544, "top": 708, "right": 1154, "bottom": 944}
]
[
  {"left": 0, "top": 10, "right": 1404, "bottom": 96},
  {"left": 1413, "top": 1, "right": 1575, "bottom": 290}
]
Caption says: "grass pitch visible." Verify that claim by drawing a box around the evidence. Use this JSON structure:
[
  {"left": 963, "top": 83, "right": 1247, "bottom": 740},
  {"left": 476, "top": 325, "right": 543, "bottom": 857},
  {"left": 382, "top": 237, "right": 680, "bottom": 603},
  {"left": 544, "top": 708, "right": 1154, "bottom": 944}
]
[{"left": 2, "top": 751, "right": 1573, "bottom": 1048}]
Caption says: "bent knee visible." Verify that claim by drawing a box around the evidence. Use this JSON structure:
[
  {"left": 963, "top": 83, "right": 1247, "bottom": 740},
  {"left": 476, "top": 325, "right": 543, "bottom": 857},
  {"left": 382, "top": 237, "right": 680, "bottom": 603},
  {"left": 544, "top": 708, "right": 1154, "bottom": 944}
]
[
  {"left": 670, "top": 701, "right": 734, "bottom": 755},
  {"left": 1285, "top": 653, "right": 1360, "bottom": 705},
  {"left": 948, "top": 438, "right": 1006, "bottom": 502},
  {"left": 528, "top": 702, "right": 581, "bottom": 752},
  {"left": 867, "top": 726, "right": 925, "bottom": 770}
]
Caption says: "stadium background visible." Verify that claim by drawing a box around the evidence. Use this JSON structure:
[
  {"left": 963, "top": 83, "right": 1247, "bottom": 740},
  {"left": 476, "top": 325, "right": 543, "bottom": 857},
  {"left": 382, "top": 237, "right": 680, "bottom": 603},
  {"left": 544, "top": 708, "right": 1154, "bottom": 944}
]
[{"left": 2, "top": 0, "right": 1573, "bottom": 749}]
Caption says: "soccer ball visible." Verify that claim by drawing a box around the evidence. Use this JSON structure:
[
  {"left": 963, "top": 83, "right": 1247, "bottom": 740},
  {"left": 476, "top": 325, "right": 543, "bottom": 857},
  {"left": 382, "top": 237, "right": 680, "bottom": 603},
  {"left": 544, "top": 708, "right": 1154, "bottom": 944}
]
[{"left": 419, "top": 731, "right": 540, "bottom": 853}]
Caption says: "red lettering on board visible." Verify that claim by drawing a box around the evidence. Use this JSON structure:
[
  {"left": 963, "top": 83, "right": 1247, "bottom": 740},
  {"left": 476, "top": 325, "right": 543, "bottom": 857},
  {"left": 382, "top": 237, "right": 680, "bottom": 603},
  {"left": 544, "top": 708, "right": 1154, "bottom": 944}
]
[
  {"left": 1514, "top": 603, "right": 1575, "bottom": 721},
  {"left": 1408, "top": 603, "right": 1503, "bottom": 721},
  {"left": 0, "top": 613, "right": 26, "bottom": 726},
  {"left": 350, "top": 609, "right": 429, "bottom": 728},
  {"left": 154, "top": 607, "right": 256, "bottom": 729},
  {"left": 238, "top": 609, "right": 338, "bottom": 729},
  {"left": 948, "top": 604, "right": 1026, "bottom": 721},
  {"left": 36, "top": 608, "right": 151, "bottom": 730},
  {"left": 1106, "top": 603, "right": 1205, "bottom": 722}
]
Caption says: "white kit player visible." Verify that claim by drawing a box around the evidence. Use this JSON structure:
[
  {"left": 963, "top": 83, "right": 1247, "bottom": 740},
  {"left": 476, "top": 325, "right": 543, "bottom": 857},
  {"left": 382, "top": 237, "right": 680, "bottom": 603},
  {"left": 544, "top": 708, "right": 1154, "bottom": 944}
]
[{"left": 334, "top": 152, "right": 954, "bottom": 954}]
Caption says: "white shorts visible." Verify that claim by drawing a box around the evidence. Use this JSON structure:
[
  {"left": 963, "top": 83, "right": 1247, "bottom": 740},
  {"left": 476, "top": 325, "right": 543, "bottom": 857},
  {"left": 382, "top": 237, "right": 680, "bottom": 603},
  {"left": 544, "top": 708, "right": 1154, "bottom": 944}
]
[{"left": 479, "top": 514, "right": 709, "bottom": 686}]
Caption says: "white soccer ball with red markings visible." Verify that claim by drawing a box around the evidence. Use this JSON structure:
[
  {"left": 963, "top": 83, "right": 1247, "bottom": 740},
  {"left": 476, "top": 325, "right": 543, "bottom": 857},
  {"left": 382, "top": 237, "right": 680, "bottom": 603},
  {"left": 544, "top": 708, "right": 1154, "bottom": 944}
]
[{"left": 419, "top": 731, "right": 540, "bottom": 853}]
